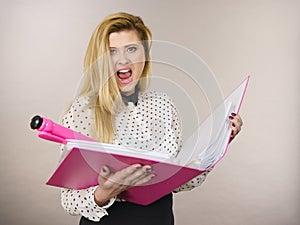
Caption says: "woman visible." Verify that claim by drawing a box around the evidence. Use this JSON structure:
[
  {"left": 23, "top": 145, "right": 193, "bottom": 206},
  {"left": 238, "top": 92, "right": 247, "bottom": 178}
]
[{"left": 60, "top": 12, "right": 243, "bottom": 225}]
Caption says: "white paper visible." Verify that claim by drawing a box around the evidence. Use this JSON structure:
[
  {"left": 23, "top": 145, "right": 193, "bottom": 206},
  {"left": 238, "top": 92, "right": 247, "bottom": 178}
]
[{"left": 66, "top": 140, "right": 171, "bottom": 162}]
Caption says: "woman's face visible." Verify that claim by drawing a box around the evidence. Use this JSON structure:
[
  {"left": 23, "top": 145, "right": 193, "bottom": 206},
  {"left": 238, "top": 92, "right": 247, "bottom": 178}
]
[{"left": 109, "top": 30, "right": 146, "bottom": 96}]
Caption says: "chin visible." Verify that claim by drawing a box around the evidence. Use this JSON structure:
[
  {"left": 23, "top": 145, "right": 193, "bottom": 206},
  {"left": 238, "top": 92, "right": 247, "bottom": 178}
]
[{"left": 119, "top": 83, "right": 137, "bottom": 95}]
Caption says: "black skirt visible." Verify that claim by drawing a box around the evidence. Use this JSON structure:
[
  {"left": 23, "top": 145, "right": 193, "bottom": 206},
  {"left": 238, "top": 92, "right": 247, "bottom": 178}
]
[{"left": 79, "top": 193, "right": 174, "bottom": 225}]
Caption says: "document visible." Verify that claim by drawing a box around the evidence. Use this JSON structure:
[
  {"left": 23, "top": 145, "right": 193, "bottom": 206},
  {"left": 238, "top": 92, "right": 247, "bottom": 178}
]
[{"left": 33, "top": 76, "right": 249, "bottom": 205}]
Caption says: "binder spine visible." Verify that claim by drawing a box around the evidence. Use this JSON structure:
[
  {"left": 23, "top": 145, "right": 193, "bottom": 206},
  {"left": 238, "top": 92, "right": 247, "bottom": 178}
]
[{"left": 30, "top": 115, "right": 95, "bottom": 144}]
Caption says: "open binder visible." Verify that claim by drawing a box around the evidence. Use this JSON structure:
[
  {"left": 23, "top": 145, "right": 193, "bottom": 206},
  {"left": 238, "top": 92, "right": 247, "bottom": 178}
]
[{"left": 31, "top": 76, "right": 249, "bottom": 205}]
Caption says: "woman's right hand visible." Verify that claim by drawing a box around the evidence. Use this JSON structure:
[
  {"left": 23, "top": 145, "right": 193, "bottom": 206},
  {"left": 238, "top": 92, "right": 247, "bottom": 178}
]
[{"left": 94, "top": 164, "right": 155, "bottom": 206}]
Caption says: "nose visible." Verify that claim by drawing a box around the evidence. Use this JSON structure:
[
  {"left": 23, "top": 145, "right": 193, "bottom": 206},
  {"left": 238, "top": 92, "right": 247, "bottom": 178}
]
[{"left": 117, "top": 51, "right": 130, "bottom": 66}]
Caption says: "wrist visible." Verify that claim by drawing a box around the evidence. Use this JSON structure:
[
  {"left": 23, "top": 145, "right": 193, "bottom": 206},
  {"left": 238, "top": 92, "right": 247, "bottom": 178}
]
[{"left": 94, "top": 187, "right": 111, "bottom": 207}]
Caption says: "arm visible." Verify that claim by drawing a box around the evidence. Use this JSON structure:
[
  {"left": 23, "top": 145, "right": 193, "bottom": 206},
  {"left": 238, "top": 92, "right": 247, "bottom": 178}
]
[
  {"left": 59, "top": 96, "right": 154, "bottom": 221},
  {"left": 58, "top": 101, "right": 117, "bottom": 221}
]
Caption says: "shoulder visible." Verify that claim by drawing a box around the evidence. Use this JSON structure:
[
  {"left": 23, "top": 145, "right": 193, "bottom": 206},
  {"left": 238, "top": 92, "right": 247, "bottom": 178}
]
[
  {"left": 61, "top": 95, "right": 94, "bottom": 134},
  {"left": 139, "top": 90, "right": 176, "bottom": 107},
  {"left": 61, "top": 95, "right": 93, "bottom": 124},
  {"left": 70, "top": 95, "right": 91, "bottom": 110}
]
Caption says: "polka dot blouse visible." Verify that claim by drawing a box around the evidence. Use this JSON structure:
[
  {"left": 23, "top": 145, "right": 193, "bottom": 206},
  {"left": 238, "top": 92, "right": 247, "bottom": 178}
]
[{"left": 59, "top": 90, "right": 209, "bottom": 222}]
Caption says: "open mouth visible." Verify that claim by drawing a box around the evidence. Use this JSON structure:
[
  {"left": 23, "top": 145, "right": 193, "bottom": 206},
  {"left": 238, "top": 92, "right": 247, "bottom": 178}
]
[{"left": 117, "top": 68, "right": 133, "bottom": 85}]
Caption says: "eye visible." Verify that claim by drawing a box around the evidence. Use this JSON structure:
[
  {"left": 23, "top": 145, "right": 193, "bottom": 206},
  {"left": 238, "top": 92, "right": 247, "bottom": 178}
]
[
  {"left": 127, "top": 46, "right": 137, "bottom": 53},
  {"left": 110, "top": 48, "right": 118, "bottom": 56}
]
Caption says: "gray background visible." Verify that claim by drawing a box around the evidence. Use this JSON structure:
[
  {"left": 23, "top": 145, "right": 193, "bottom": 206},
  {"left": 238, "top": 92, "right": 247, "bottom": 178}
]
[{"left": 1, "top": 0, "right": 299, "bottom": 225}]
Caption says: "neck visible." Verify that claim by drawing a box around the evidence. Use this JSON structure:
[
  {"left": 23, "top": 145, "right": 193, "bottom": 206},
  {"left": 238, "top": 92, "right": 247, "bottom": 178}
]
[{"left": 121, "top": 85, "right": 140, "bottom": 106}]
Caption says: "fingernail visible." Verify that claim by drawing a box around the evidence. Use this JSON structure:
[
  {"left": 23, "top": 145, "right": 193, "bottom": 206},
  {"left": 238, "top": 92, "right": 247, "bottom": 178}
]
[
  {"left": 229, "top": 116, "right": 234, "bottom": 120},
  {"left": 146, "top": 168, "right": 152, "bottom": 173},
  {"left": 231, "top": 113, "right": 236, "bottom": 116},
  {"left": 232, "top": 123, "right": 236, "bottom": 127},
  {"left": 135, "top": 165, "right": 142, "bottom": 169}
]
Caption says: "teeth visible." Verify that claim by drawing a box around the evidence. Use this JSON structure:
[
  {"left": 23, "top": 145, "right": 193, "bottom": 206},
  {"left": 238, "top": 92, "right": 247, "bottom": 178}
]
[{"left": 118, "top": 69, "right": 130, "bottom": 73}]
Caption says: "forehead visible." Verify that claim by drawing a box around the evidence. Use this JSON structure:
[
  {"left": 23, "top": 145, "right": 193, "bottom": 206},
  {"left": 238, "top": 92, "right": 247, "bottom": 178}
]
[{"left": 109, "top": 30, "right": 141, "bottom": 48}]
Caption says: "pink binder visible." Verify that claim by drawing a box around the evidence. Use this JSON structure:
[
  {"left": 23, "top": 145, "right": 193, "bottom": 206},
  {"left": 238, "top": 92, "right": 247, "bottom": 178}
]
[
  {"left": 31, "top": 76, "right": 249, "bottom": 206},
  {"left": 48, "top": 146, "right": 201, "bottom": 205}
]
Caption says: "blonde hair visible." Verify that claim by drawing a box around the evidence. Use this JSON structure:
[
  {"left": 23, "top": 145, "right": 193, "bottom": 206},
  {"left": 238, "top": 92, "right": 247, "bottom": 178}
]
[{"left": 79, "top": 12, "right": 152, "bottom": 143}]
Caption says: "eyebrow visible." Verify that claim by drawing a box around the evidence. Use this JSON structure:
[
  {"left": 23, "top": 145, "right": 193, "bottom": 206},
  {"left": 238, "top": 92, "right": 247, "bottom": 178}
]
[{"left": 109, "top": 43, "right": 140, "bottom": 48}]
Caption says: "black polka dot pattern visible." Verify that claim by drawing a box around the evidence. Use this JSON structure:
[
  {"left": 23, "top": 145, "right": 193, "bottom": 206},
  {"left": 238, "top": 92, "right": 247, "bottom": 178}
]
[
  {"left": 59, "top": 91, "right": 210, "bottom": 222},
  {"left": 113, "top": 91, "right": 182, "bottom": 157}
]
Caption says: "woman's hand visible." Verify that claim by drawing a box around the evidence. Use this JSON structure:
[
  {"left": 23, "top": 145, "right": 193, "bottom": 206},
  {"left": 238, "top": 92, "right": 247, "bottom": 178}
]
[
  {"left": 229, "top": 113, "right": 243, "bottom": 142},
  {"left": 94, "top": 164, "right": 154, "bottom": 206}
]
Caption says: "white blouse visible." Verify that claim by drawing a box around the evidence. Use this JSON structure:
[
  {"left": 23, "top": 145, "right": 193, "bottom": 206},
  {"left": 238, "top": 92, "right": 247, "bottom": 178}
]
[{"left": 60, "top": 91, "right": 209, "bottom": 222}]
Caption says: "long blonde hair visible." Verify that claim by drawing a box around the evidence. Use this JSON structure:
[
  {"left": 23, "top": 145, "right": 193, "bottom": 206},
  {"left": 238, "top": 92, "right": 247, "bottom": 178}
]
[{"left": 79, "top": 12, "right": 152, "bottom": 143}]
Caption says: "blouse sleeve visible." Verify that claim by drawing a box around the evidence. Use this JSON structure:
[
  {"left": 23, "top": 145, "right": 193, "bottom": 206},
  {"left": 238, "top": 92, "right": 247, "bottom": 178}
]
[
  {"left": 168, "top": 97, "right": 211, "bottom": 193},
  {"left": 59, "top": 96, "right": 116, "bottom": 222},
  {"left": 172, "top": 171, "right": 211, "bottom": 192}
]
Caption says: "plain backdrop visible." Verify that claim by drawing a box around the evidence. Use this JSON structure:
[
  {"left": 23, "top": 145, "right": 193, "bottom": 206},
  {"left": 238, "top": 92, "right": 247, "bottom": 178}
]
[{"left": 1, "top": 0, "right": 299, "bottom": 225}]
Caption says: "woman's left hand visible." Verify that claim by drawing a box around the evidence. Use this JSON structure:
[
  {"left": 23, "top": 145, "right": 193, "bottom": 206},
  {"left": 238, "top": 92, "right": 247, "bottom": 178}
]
[{"left": 229, "top": 113, "right": 243, "bottom": 142}]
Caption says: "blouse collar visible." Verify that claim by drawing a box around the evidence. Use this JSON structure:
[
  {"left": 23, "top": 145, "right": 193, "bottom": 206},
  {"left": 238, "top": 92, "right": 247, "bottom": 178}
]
[{"left": 121, "top": 85, "right": 140, "bottom": 106}]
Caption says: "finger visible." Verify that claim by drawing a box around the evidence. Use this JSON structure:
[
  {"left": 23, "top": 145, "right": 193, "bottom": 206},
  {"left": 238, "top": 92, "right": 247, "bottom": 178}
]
[
  {"left": 231, "top": 128, "right": 238, "bottom": 137},
  {"left": 129, "top": 166, "right": 153, "bottom": 186},
  {"left": 119, "top": 164, "right": 143, "bottom": 178},
  {"left": 98, "top": 166, "right": 111, "bottom": 185},
  {"left": 235, "top": 114, "right": 243, "bottom": 126},
  {"left": 110, "top": 164, "right": 143, "bottom": 185},
  {"left": 100, "top": 166, "right": 111, "bottom": 178},
  {"left": 133, "top": 173, "right": 156, "bottom": 186},
  {"left": 229, "top": 117, "right": 242, "bottom": 132},
  {"left": 231, "top": 113, "right": 243, "bottom": 126},
  {"left": 229, "top": 116, "right": 237, "bottom": 129},
  {"left": 117, "top": 165, "right": 152, "bottom": 186},
  {"left": 231, "top": 122, "right": 242, "bottom": 134},
  {"left": 230, "top": 122, "right": 240, "bottom": 133}
]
